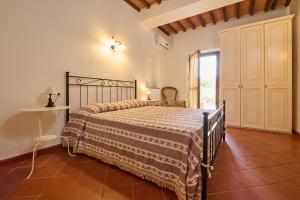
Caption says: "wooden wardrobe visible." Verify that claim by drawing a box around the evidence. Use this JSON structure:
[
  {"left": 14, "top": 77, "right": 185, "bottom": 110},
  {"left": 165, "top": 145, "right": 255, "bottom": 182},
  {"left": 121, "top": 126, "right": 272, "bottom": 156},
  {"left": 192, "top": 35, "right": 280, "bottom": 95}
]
[{"left": 219, "top": 15, "right": 294, "bottom": 133}]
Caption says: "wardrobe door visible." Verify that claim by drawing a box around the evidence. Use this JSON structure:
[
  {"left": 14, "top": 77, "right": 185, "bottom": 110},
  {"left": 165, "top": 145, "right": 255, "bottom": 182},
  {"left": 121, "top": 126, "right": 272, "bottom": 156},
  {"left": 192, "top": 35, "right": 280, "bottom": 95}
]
[
  {"left": 240, "top": 25, "right": 265, "bottom": 129},
  {"left": 220, "top": 30, "right": 241, "bottom": 126},
  {"left": 265, "top": 20, "right": 292, "bottom": 133}
]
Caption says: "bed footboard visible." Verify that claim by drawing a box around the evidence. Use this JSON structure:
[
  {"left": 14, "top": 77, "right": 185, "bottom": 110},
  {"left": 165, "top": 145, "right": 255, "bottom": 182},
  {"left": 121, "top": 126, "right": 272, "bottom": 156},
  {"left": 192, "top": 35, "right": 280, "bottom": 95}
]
[{"left": 201, "top": 101, "right": 226, "bottom": 200}]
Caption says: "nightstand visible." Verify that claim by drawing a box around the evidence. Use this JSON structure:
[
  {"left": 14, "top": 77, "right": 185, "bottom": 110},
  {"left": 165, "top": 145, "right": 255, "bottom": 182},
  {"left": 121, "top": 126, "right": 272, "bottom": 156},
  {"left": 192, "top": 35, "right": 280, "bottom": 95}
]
[
  {"left": 19, "top": 105, "right": 75, "bottom": 179},
  {"left": 147, "top": 100, "right": 160, "bottom": 106}
]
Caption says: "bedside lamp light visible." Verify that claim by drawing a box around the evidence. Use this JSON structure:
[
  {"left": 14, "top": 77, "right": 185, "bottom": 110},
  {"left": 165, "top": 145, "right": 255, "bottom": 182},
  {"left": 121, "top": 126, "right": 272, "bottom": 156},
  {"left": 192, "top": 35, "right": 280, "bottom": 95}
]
[
  {"left": 45, "top": 87, "right": 60, "bottom": 107},
  {"left": 146, "top": 90, "right": 151, "bottom": 101}
]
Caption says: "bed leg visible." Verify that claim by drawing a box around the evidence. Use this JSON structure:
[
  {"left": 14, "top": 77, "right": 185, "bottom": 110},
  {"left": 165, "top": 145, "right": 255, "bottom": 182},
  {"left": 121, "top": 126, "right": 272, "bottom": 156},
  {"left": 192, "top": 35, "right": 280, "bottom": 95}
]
[
  {"left": 222, "top": 100, "right": 226, "bottom": 142},
  {"left": 201, "top": 112, "right": 209, "bottom": 200}
]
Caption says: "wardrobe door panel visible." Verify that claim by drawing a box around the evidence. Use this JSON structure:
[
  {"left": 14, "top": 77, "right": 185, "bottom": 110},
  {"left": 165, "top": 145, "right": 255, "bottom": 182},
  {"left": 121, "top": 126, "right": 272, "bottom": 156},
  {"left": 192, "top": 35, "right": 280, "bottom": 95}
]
[
  {"left": 223, "top": 88, "right": 240, "bottom": 126},
  {"left": 220, "top": 30, "right": 241, "bottom": 126},
  {"left": 265, "top": 88, "right": 289, "bottom": 131},
  {"left": 265, "top": 20, "right": 292, "bottom": 132},
  {"left": 240, "top": 25, "right": 264, "bottom": 129}
]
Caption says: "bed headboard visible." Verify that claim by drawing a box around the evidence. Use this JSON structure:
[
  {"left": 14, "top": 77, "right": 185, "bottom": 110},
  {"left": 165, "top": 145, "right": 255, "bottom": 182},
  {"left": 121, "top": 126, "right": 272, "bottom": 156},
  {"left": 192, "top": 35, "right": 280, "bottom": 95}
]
[{"left": 65, "top": 71, "right": 137, "bottom": 122}]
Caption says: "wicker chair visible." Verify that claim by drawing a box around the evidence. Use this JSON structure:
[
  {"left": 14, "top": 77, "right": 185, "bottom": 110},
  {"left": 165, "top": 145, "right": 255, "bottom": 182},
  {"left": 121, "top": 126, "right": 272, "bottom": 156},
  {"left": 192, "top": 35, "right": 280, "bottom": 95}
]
[{"left": 161, "top": 87, "right": 186, "bottom": 108}]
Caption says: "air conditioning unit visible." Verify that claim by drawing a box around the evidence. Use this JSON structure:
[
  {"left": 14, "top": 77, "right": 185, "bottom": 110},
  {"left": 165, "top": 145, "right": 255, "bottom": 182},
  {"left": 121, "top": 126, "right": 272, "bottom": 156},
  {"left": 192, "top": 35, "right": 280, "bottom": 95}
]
[{"left": 156, "top": 34, "right": 171, "bottom": 50}]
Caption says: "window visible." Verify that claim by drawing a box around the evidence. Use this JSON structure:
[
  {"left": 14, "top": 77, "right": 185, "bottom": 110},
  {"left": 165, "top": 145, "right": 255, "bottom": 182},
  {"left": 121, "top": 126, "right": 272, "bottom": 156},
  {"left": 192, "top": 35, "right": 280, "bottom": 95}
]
[{"left": 199, "top": 52, "right": 219, "bottom": 109}]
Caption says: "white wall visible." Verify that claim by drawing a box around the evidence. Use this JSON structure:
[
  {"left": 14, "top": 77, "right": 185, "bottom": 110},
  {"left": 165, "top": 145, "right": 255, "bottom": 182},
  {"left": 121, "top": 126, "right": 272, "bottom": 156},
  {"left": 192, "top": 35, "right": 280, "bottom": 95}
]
[
  {"left": 159, "top": 8, "right": 289, "bottom": 102},
  {"left": 290, "top": 1, "right": 300, "bottom": 133},
  {"left": 0, "top": 0, "right": 167, "bottom": 160}
]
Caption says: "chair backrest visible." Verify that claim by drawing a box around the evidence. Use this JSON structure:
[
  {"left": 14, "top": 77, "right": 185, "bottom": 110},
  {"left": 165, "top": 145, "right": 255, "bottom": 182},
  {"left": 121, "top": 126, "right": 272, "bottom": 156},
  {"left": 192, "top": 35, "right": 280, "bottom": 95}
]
[{"left": 161, "top": 87, "right": 178, "bottom": 105}]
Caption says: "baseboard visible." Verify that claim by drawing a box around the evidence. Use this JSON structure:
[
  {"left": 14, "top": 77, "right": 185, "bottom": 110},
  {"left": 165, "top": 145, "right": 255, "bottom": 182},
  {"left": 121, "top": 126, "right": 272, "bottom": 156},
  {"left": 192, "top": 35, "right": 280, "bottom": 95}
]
[
  {"left": 0, "top": 144, "right": 61, "bottom": 167},
  {"left": 292, "top": 129, "right": 300, "bottom": 134},
  {"left": 226, "top": 125, "right": 293, "bottom": 134}
]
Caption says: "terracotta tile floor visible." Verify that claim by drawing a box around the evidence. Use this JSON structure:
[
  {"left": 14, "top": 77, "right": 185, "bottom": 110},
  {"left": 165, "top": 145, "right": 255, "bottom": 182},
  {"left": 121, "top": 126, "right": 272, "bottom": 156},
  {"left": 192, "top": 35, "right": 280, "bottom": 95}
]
[{"left": 1, "top": 127, "right": 300, "bottom": 200}]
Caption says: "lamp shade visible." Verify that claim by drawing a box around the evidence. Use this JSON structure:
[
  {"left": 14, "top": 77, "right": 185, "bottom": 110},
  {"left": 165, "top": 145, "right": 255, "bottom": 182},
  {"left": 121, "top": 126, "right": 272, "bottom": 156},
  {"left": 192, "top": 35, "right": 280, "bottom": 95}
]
[{"left": 45, "top": 87, "right": 57, "bottom": 95}]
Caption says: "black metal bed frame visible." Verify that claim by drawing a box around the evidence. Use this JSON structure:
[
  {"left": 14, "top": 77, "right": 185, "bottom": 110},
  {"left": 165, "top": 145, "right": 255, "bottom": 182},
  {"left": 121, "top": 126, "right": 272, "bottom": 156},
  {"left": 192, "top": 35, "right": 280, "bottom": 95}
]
[
  {"left": 65, "top": 71, "right": 226, "bottom": 200},
  {"left": 65, "top": 71, "right": 137, "bottom": 122}
]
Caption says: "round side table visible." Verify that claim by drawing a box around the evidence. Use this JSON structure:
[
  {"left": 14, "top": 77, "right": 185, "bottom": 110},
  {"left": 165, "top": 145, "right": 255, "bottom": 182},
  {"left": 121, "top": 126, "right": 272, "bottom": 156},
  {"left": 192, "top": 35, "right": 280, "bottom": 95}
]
[{"left": 20, "top": 105, "right": 75, "bottom": 179}]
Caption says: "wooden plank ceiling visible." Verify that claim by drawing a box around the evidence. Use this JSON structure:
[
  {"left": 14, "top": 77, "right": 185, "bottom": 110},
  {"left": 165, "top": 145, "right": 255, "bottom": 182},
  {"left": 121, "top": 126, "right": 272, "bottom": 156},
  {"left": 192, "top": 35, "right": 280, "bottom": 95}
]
[
  {"left": 123, "top": 0, "right": 163, "bottom": 11},
  {"left": 124, "top": 0, "right": 292, "bottom": 36}
]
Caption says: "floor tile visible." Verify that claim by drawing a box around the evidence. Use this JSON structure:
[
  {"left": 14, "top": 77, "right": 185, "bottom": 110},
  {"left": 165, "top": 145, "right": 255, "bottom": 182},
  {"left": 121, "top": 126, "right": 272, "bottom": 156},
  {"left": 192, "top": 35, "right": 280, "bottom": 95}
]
[
  {"left": 42, "top": 175, "right": 78, "bottom": 195},
  {"left": 131, "top": 175, "right": 145, "bottom": 184},
  {"left": 210, "top": 174, "right": 245, "bottom": 192},
  {"left": 0, "top": 181, "right": 22, "bottom": 199},
  {"left": 3, "top": 167, "right": 31, "bottom": 181},
  {"left": 31, "top": 166, "right": 60, "bottom": 179},
  {"left": 82, "top": 159, "right": 108, "bottom": 174},
  {"left": 18, "top": 155, "right": 50, "bottom": 168},
  {"left": 68, "top": 188, "right": 102, "bottom": 200},
  {"left": 105, "top": 169, "right": 132, "bottom": 186},
  {"left": 56, "top": 162, "right": 86, "bottom": 176},
  {"left": 268, "top": 165, "right": 300, "bottom": 181},
  {"left": 246, "top": 168, "right": 286, "bottom": 184},
  {"left": 162, "top": 189, "right": 177, "bottom": 200},
  {"left": 273, "top": 181, "right": 300, "bottom": 200},
  {"left": 101, "top": 185, "right": 132, "bottom": 200},
  {"left": 9, "top": 179, "right": 49, "bottom": 198},
  {"left": 230, "top": 170, "right": 266, "bottom": 187},
  {"left": 249, "top": 185, "right": 292, "bottom": 200},
  {"left": 37, "top": 194, "right": 69, "bottom": 200},
  {"left": 132, "top": 183, "right": 165, "bottom": 200},
  {"left": 8, "top": 196, "right": 38, "bottom": 200},
  {"left": 76, "top": 172, "right": 106, "bottom": 190}
]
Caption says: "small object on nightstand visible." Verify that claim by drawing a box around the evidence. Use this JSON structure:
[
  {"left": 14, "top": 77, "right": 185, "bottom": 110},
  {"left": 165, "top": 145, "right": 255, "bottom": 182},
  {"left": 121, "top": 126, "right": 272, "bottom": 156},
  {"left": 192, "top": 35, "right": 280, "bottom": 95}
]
[
  {"left": 19, "top": 105, "right": 74, "bottom": 179},
  {"left": 146, "top": 89, "right": 151, "bottom": 101},
  {"left": 45, "top": 87, "right": 60, "bottom": 107},
  {"left": 147, "top": 100, "right": 160, "bottom": 106}
]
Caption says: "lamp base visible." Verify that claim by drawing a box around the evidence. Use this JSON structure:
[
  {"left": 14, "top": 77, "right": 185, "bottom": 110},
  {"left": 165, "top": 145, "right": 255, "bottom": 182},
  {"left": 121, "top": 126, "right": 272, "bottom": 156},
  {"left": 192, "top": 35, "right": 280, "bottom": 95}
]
[{"left": 45, "top": 94, "right": 56, "bottom": 107}]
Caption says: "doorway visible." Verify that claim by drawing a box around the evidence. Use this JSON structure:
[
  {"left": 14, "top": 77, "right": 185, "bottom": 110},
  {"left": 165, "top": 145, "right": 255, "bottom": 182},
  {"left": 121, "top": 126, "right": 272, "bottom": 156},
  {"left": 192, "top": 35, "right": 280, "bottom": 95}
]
[{"left": 199, "top": 52, "right": 219, "bottom": 110}]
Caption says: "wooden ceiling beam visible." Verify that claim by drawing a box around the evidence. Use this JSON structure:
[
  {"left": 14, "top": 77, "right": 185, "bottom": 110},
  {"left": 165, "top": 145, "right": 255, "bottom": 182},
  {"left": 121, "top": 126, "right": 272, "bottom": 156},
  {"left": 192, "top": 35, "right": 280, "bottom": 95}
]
[
  {"left": 186, "top": 18, "right": 196, "bottom": 29},
  {"left": 285, "top": 0, "right": 292, "bottom": 7},
  {"left": 123, "top": 0, "right": 140, "bottom": 12},
  {"left": 198, "top": 14, "right": 206, "bottom": 27},
  {"left": 155, "top": 0, "right": 162, "bottom": 4},
  {"left": 209, "top": 11, "right": 216, "bottom": 25},
  {"left": 249, "top": 0, "right": 255, "bottom": 16},
  {"left": 158, "top": 26, "right": 169, "bottom": 36},
  {"left": 176, "top": 21, "right": 187, "bottom": 32},
  {"left": 264, "top": 0, "right": 272, "bottom": 12},
  {"left": 167, "top": 24, "right": 178, "bottom": 34},
  {"left": 236, "top": 2, "right": 240, "bottom": 19},
  {"left": 271, "top": 0, "right": 278, "bottom": 10},
  {"left": 222, "top": 7, "right": 228, "bottom": 22},
  {"left": 138, "top": 0, "right": 150, "bottom": 9}
]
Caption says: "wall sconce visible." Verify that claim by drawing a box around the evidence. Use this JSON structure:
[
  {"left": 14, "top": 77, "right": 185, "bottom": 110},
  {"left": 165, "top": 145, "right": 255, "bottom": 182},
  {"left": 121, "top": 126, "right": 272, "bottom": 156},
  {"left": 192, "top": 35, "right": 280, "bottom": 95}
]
[{"left": 108, "top": 36, "right": 125, "bottom": 53}]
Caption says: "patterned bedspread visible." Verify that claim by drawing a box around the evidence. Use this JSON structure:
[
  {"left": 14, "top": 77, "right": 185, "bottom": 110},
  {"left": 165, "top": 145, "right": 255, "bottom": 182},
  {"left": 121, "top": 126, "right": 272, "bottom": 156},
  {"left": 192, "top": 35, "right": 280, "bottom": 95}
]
[{"left": 62, "top": 104, "right": 212, "bottom": 200}]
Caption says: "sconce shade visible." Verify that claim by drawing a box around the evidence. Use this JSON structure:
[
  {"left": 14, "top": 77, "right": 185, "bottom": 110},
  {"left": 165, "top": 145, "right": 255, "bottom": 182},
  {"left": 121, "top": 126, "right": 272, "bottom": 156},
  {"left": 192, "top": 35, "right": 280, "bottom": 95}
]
[{"left": 109, "top": 36, "right": 125, "bottom": 52}]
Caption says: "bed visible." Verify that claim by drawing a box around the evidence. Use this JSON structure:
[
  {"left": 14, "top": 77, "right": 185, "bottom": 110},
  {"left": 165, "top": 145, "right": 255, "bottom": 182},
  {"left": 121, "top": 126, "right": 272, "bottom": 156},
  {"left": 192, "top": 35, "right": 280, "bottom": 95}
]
[{"left": 62, "top": 72, "right": 226, "bottom": 200}]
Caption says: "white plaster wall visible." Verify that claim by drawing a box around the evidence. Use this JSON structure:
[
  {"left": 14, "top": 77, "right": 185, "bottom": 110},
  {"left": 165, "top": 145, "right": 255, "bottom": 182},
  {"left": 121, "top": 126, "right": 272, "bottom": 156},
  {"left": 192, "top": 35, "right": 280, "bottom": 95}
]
[{"left": 0, "top": 0, "right": 167, "bottom": 160}]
